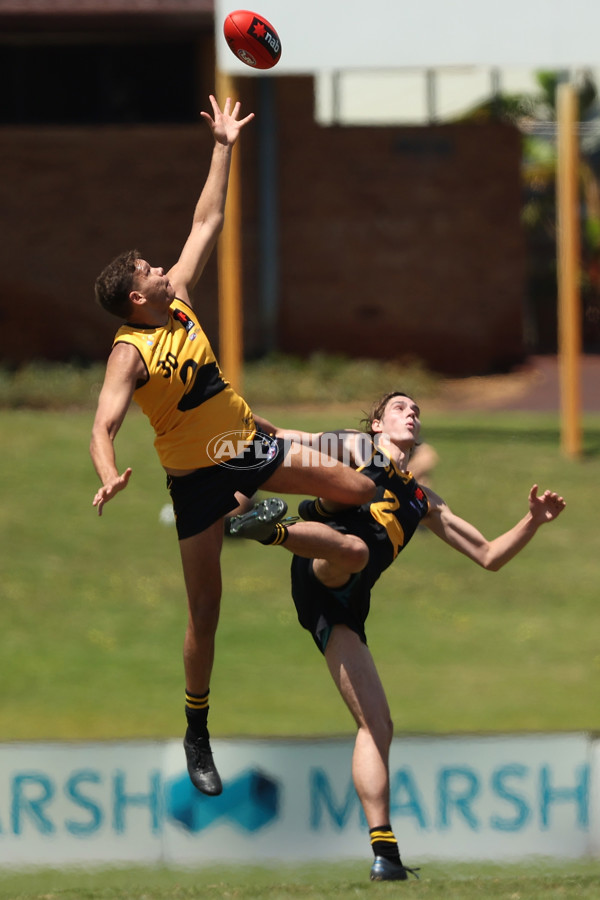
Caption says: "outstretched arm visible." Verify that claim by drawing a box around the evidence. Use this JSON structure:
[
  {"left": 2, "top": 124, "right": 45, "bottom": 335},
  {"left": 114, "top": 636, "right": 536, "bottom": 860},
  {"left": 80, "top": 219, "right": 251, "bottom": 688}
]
[
  {"left": 252, "top": 417, "right": 368, "bottom": 466},
  {"left": 168, "top": 95, "right": 255, "bottom": 305},
  {"left": 424, "top": 484, "right": 566, "bottom": 571},
  {"left": 90, "top": 343, "right": 143, "bottom": 516}
]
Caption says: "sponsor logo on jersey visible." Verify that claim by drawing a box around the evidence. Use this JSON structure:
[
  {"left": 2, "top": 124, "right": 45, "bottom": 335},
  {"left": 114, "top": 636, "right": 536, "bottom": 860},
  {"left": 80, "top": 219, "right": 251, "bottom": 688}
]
[{"left": 172, "top": 307, "right": 197, "bottom": 340}]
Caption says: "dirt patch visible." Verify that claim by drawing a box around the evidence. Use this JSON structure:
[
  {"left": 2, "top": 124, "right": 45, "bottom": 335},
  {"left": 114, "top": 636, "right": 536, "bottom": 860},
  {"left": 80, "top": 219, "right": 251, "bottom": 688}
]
[
  {"left": 431, "top": 355, "right": 600, "bottom": 412},
  {"left": 432, "top": 366, "right": 541, "bottom": 411}
]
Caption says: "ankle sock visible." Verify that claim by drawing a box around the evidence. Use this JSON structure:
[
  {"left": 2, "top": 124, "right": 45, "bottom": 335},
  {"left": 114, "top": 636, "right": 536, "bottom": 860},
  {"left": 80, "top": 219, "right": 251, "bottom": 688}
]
[
  {"left": 185, "top": 689, "right": 209, "bottom": 736},
  {"left": 259, "top": 523, "right": 289, "bottom": 546},
  {"left": 369, "top": 824, "right": 401, "bottom": 863},
  {"left": 314, "top": 498, "right": 332, "bottom": 517}
]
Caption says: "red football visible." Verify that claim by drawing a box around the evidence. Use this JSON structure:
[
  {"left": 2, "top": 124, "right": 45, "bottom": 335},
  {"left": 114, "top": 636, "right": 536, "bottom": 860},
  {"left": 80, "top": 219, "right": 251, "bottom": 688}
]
[{"left": 223, "top": 10, "right": 282, "bottom": 70}]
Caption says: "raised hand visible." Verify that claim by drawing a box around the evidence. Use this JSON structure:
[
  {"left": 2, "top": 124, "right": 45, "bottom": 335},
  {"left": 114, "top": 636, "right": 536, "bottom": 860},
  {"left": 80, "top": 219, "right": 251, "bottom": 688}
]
[{"left": 201, "top": 95, "right": 255, "bottom": 146}]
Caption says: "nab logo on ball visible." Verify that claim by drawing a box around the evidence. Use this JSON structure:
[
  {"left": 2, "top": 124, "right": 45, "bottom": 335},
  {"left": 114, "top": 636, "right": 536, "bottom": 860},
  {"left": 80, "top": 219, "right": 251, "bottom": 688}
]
[
  {"left": 247, "top": 15, "right": 280, "bottom": 60},
  {"left": 223, "top": 9, "right": 282, "bottom": 70}
]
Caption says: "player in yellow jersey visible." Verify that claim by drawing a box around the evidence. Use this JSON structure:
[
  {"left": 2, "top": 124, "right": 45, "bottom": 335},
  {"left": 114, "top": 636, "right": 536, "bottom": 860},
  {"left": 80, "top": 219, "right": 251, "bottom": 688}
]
[{"left": 90, "top": 95, "right": 374, "bottom": 796}]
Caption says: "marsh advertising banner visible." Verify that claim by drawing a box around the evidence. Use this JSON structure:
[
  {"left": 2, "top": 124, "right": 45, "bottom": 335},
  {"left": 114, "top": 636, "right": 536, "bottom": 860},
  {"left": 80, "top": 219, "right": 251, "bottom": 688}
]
[{"left": 0, "top": 734, "right": 593, "bottom": 867}]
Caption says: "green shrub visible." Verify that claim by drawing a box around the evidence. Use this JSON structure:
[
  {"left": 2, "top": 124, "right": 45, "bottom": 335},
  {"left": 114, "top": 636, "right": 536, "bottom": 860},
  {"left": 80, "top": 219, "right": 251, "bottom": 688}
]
[
  {"left": 0, "top": 363, "right": 106, "bottom": 410},
  {"left": 0, "top": 356, "right": 440, "bottom": 410},
  {"left": 243, "top": 353, "right": 439, "bottom": 406}
]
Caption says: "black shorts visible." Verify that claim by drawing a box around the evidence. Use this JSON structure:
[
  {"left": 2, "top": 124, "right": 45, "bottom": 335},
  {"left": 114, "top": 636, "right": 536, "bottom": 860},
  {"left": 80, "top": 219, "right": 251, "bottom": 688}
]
[
  {"left": 291, "top": 555, "right": 372, "bottom": 654},
  {"left": 167, "top": 435, "right": 288, "bottom": 540}
]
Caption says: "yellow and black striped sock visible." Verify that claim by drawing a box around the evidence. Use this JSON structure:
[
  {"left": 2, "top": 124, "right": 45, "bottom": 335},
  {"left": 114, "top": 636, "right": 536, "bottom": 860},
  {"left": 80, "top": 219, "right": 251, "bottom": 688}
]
[
  {"left": 314, "top": 498, "right": 332, "bottom": 517},
  {"left": 369, "top": 824, "right": 401, "bottom": 863},
  {"left": 259, "top": 523, "right": 289, "bottom": 546},
  {"left": 185, "top": 688, "right": 210, "bottom": 735}
]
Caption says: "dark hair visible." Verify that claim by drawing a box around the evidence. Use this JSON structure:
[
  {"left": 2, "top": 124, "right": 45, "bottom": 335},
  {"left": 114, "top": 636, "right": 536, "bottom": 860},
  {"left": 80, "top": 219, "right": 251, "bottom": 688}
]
[
  {"left": 360, "top": 390, "right": 414, "bottom": 436},
  {"left": 94, "top": 249, "right": 141, "bottom": 319}
]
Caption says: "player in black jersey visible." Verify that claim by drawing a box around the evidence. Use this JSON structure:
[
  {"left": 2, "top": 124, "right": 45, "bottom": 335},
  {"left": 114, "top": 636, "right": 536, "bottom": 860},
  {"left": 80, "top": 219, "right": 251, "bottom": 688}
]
[{"left": 226, "top": 390, "right": 566, "bottom": 881}]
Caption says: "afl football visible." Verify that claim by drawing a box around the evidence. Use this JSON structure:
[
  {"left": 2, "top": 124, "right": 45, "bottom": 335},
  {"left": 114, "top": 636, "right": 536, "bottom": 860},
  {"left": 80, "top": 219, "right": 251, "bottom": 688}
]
[{"left": 223, "top": 10, "right": 282, "bottom": 70}]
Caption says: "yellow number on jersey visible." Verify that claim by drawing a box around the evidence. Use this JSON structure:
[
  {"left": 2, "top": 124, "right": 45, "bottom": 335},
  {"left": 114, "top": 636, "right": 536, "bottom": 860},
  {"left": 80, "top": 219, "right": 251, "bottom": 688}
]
[{"left": 369, "top": 490, "right": 405, "bottom": 559}]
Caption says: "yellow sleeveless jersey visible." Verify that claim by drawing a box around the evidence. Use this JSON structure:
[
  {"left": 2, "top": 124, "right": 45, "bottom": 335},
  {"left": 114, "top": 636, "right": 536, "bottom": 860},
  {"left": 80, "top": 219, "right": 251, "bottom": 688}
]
[{"left": 114, "top": 300, "right": 255, "bottom": 469}]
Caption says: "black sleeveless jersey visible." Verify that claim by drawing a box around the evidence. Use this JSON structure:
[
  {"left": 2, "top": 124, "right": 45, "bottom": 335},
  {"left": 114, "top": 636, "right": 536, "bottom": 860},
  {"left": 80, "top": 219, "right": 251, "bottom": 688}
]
[{"left": 328, "top": 439, "right": 430, "bottom": 590}]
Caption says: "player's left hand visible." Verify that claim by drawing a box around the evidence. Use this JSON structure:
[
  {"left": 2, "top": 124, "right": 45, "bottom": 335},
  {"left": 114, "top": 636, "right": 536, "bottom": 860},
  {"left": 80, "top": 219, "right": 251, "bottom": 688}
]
[
  {"left": 92, "top": 467, "right": 133, "bottom": 516},
  {"left": 528, "top": 484, "right": 566, "bottom": 524},
  {"left": 201, "top": 95, "right": 255, "bottom": 146}
]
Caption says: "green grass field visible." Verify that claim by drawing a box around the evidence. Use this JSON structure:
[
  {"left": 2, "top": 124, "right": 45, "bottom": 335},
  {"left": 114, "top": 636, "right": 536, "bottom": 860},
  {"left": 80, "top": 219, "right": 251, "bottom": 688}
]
[
  {"left": 1, "top": 859, "right": 599, "bottom": 899},
  {"left": 1, "top": 402, "right": 600, "bottom": 898},
  {"left": 1, "top": 406, "right": 599, "bottom": 739}
]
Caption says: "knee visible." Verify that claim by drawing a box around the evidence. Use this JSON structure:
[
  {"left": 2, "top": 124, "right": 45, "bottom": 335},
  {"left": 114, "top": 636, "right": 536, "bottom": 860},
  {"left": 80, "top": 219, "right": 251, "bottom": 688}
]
[
  {"left": 187, "top": 592, "right": 220, "bottom": 634},
  {"left": 354, "top": 477, "right": 376, "bottom": 505},
  {"left": 359, "top": 711, "right": 393, "bottom": 749},
  {"left": 372, "top": 713, "right": 394, "bottom": 750},
  {"left": 384, "top": 714, "right": 394, "bottom": 747},
  {"left": 343, "top": 535, "right": 369, "bottom": 572}
]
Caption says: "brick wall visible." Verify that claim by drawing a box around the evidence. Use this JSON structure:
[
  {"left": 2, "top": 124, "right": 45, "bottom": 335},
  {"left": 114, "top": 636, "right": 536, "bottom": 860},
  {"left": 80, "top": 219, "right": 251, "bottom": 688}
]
[
  {"left": 275, "top": 79, "right": 526, "bottom": 375},
  {"left": 0, "top": 124, "right": 228, "bottom": 363},
  {"left": 0, "top": 76, "right": 525, "bottom": 375}
]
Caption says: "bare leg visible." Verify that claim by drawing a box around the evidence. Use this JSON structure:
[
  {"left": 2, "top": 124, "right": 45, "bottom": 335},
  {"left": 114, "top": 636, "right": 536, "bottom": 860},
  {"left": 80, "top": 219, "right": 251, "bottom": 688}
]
[
  {"left": 324, "top": 625, "right": 393, "bottom": 828},
  {"left": 178, "top": 518, "right": 224, "bottom": 693},
  {"left": 177, "top": 519, "right": 225, "bottom": 795},
  {"left": 284, "top": 522, "right": 369, "bottom": 586},
  {"left": 262, "top": 444, "right": 374, "bottom": 506}
]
